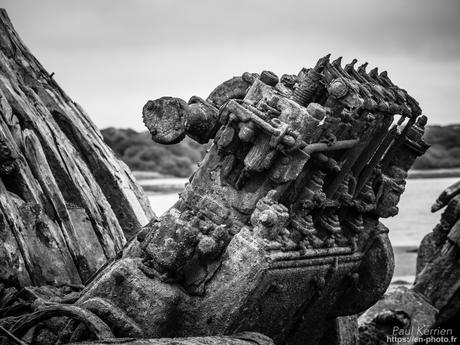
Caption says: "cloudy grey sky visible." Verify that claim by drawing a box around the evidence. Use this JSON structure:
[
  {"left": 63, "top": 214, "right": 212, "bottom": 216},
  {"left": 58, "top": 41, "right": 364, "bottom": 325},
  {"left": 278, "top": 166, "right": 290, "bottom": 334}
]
[{"left": 1, "top": 0, "right": 459, "bottom": 130}]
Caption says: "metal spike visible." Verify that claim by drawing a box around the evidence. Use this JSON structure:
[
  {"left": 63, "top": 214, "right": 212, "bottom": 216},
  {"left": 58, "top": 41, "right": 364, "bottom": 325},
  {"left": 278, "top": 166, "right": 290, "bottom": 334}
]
[
  {"left": 314, "top": 54, "right": 331, "bottom": 72},
  {"left": 331, "top": 56, "right": 343, "bottom": 68},
  {"left": 379, "top": 71, "right": 395, "bottom": 87},
  {"left": 358, "top": 62, "right": 374, "bottom": 83},
  {"left": 369, "top": 67, "right": 379, "bottom": 80},
  {"left": 357, "top": 62, "right": 368, "bottom": 75},
  {"left": 344, "top": 58, "right": 358, "bottom": 73}
]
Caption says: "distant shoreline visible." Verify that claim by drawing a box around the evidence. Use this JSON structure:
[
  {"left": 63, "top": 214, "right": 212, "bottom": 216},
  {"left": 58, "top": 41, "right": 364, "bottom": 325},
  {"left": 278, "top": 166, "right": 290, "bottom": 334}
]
[
  {"left": 133, "top": 171, "right": 173, "bottom": 180},
  {"left": 134, "top": 168, "right": 460, "bottom": 183},
  {"left": 408, "top": 168, "right": 460, "bottom": 179}
]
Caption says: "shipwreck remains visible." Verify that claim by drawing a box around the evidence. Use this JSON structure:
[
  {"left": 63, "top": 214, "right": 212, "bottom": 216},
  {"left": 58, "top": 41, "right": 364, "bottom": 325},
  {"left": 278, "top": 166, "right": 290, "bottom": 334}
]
[
  {"left": 359, "top": 179, "right": 460, "bottom": 345},
  {"left": 0, "top": 8, "right": 432, "bottom": 345},
  {"left": 0, "top": 9, "right": 154, "bottom": 289}
]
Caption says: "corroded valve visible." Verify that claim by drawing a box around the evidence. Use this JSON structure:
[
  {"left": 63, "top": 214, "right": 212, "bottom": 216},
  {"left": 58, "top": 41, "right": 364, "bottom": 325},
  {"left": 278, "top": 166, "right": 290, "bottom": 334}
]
[{"left": 143, "top": 96, "right": 219, "bottom": 144}]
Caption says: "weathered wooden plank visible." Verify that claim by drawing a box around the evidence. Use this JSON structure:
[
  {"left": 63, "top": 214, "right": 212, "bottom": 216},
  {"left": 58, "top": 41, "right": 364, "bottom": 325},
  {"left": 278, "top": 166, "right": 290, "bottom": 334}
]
[{"left": 0, "top": 9, "right": 155, "bottom": 288}]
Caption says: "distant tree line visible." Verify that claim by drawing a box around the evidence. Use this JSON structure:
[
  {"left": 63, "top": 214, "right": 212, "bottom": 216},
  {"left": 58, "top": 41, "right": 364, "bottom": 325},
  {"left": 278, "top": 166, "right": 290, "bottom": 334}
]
[
  {"left": 413, "top": 124, "right": 460, "bottom": 170},
  {"left": 101, "top": 125, "right": 460, "bottom": 177},
  {"left": 101, "top": 128, "right": 207, "bottom": 177}
]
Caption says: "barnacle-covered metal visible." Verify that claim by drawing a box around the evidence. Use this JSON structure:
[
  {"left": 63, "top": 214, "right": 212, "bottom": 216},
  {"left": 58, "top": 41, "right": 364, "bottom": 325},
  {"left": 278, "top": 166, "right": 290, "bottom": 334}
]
[
  {"left": 6, "top": 56, "right": 429, "bottom": 345},
  {"left": 140, "top": 55, "right": 427, "bottom": 278}
]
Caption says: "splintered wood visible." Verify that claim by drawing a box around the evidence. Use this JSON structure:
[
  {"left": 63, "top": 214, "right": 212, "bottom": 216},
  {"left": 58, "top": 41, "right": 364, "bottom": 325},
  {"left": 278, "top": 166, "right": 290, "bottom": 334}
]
[{"left": 0, "top": 9, "right": 154, "bottom": 287}]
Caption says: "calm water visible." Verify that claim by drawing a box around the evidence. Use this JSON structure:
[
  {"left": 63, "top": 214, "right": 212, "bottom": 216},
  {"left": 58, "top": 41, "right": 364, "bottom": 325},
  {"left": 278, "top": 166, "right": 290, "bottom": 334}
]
[{"left": 147, "top": 177, "right": 458, "bottom": 247}]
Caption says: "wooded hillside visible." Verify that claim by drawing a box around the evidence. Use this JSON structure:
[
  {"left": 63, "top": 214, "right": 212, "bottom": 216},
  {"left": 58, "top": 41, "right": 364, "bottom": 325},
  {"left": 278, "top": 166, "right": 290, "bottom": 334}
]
[
  {"left": 413, "top": 124, "right": 460, "bottom": 170},
  {"left": 101, "top": 127, "right": 207, "bottom": 177}
]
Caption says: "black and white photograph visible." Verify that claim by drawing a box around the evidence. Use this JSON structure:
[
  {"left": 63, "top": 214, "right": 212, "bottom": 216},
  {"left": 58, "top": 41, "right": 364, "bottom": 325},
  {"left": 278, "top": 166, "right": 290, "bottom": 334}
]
[{"left": 0, "top": 1, "right": 459, "bottom": 344}]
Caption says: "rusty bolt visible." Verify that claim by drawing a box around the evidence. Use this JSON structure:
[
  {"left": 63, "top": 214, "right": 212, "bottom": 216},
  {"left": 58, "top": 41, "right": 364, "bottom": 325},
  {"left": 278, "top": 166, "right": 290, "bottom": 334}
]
[{"left": 260, "top": 71, "right": 279, "bottom": 86}]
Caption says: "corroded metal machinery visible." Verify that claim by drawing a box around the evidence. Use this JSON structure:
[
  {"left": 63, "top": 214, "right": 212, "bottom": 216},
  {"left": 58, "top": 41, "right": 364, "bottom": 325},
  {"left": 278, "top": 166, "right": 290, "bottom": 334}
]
[
  {"left": 4, "top": 55, "right": 428, "bottom": 345},
  {"left": 359, "top": 179, "right": 460, "bottom": 344}
]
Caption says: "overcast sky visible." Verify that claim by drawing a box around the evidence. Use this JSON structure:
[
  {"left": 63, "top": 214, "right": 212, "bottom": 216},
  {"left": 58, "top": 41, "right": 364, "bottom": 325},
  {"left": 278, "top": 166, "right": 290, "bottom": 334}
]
[{"left": 1, "top": 0, "right": 459, "bottom": 130}]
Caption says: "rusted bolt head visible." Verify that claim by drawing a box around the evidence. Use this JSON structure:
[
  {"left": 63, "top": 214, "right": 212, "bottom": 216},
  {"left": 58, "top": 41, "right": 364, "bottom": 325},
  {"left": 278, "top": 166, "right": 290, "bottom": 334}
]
[
  {"left": 328, "top": 79, "right": 348, "bottom": 99},
  {"left": 306, "top": 103, "right": 329, "bottom": 121},
  {"left": 197, "top": 236, "right": 219, "bottom": 259},
  {"left": 280, "top": 74, "right": 297, "bottom": 88},
  {"left": 259, "top": 210, "right": 278, "bottom": 227},
  {"left": 238, "top": 123, "right": 255, "bottom": 142},
  {"left": 260, "top": 71, "right": 279, "bottom": 87}
]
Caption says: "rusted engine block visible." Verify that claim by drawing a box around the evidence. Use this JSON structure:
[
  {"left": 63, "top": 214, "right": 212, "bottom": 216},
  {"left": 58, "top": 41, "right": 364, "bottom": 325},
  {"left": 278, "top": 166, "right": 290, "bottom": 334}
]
[{"left": 3, "top": 55, "right": 428, "bottom": 345}]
